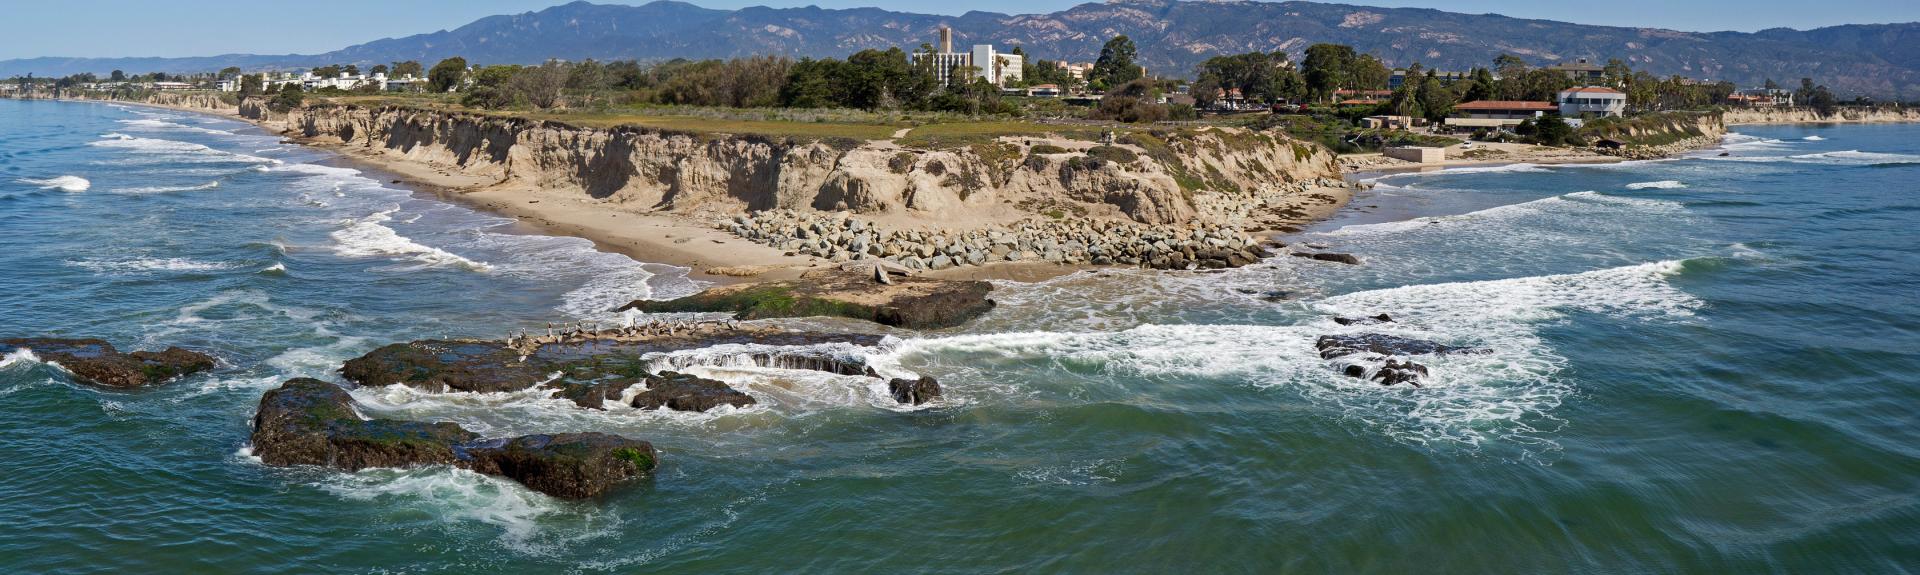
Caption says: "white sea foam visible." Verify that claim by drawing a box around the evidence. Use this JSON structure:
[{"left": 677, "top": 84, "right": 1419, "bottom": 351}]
[
  {"left": 18, "top": 175, "right": 91, "bottom": 192},
  {"left": 89, "top": 134, "right": 278, "bottom": 164},
  {"left": 118, "top": 117, "right": 234, "bottom": 135},
  {"left": 69, "top": 257, "right": 241, "bottom": 274},
  {"left": 1625, "top": 180, "right": 1687, "bottom": 190},
  {"left": 1802, "top": 135, "right": 1827, "bottom": 141},
  {"left": 330, "top": 210, "right": 493, "bottom": 271},
  {"left": 872, "top": 260, "right": 1701, "bottom": 452},
  {"left": 0, "top": 348, "right": 42, "bottom": 368},
  {"left": 113, "top": 180, "right": 220, "bottom": 194},
  {"left": 1323, "top": 190, "right": 1684, "bottom": 238},
  {"left": 318, "top": 466, "right": 610, "bottom": 554},
  {"left": 1710, "top": 149, "right": 1920, "bottom": 166}
]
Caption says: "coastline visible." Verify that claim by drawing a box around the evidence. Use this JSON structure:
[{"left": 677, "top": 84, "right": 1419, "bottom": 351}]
[{"left": 84, "top": 96, "right": 1359, "bottom": 284}]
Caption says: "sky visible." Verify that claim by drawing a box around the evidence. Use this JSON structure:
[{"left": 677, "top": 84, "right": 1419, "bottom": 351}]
[{"left": 4, "top": 0, "right": 1918, "bottom": 60}]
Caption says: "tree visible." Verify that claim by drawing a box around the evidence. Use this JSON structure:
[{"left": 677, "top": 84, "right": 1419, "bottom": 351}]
[
  {"left": 370, "top": 64, "right": 389, "bottom": 76},
  {"left": 312, "top": 64, "right": 342, "bottom": 78},
  {"left": 1194, "top": 51, "right": 1289, "bottom": 106},
  {"left": 219, "top": 66, "right": 242, "bottom": 79},
  {"left": 1533, "top": 115, "right": 1572, "bottom": 146},
  {"left": 1602, "top": 59, "right": 1631, "bottom": 87},
  {"left": 460, "top": 65, "right": 522, "bottom": 108},
  {"left": 1416, "top": 73, "right": 1456, "bottom": 122},
  {"left": 428, "top": 57, "right": 468, "bottom": 92},
  {"left": 1089, "top": 78, "right": 1167, "bottom": 123},
  {"left": 1493, "top": 54, "right": 1529, "bottom": 78},
  {"left": 1763, "top": 78, "right": 1779, "bottom": 90},
  {"left": 109, "top": 70, "right": 125, "bottom": 82},
  {"left": 511, "top": 61, "right": 569, "bottom": 109},
  {"left": 1807, "top": 84, "right": 1838, "bottom": 116},
  {"left": 1351, "top": 54, "right": 1390, "bottom": 90},
  {"left": 268, "top": 82, "right": 304, "bottom": 112},
  {"left": 392, "top": 60, "right": 423, "bottom": 78},
  {"left": 238, "top": 74, "right": 264, "bottom": 98},
  {"left": 1301, "top": 43, "right": 1358, "bottom": 102},
  {"left": 1090, "top": 35, "right": 1141, "bottom": 91},
  {"left": 344, "top": 64, "right": 359, "bottom": 76},
  {"left": 1463, "top": 67, "right": 1495, "bottom": 102}
]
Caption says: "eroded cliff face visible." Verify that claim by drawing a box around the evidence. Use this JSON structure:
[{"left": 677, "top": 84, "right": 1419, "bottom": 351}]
[
  {"left": 1724, "top": 107, "right": 1920, "bottom": 125},
  {"left": 278, "top": 103, "right": 1342, "bottom": 227}
]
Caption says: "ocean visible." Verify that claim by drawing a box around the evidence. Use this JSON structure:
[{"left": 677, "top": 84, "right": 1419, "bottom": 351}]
[{"left": 2, "top": 98, "right": 1917, "bottom": 572}]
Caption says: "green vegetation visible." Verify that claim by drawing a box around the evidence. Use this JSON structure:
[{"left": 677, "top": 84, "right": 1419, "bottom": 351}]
[
  {"left": 612, "top": 447, "right": 656, "bottom": 471},
  {"left": 1578, "top": 111, "right": 1714, "bottom": 146},
  {"left": 1028, "top": 144, "right": 1069, "bottom": 155},
  {"left": 1085, "top": 145, "right": 1138, "bottom": 164}
]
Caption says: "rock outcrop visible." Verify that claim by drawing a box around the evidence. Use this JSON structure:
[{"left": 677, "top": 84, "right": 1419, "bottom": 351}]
[
  {"left": 888, "top": 376, "right": 942, "bottom": 405},
  {"left": 619, "top": 268, "right": 994, "bottom": 329},
  {"left": 1317, "top": 333, "right": 1488, "bottom": 388},
  {"left": 629, "top": 371, "right": 756, "bottom": 412},
  {"left": 2, "top": 338, "right": 215, "bottom": 387},
  {"left": 340, "top": 324, "right": 935, "bottom": 411},
  {"left": 250, "top": 378, "right": 658, "bottom": 499}
]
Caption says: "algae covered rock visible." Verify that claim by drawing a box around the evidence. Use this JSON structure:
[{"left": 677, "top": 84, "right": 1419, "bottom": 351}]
[
  {"left": 629, "top": 371, "right": 756, "bottom": 412},
  {"left": 248, "top": 378, "right": 656, "bottom": 499},
  {"left": 2, "top": 337, "right": 215, "bottom": 388},
  {"left": 617, "top": 269, "right": 994, "bottom": 329}
]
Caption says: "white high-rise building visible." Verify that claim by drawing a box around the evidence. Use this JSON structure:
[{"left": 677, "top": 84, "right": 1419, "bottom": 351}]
[{"left": 911, "top": 27, "right": 1024, "bottom": 87}]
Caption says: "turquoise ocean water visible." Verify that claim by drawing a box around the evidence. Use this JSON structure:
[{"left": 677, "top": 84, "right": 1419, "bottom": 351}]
[{"left": 2, "top": 99, "right": 1916, "bottom": 572}]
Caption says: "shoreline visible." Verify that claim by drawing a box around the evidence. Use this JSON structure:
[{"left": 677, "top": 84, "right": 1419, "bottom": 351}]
[{"left": 80, "top": 96, "right": 1359, "bottom": 284}]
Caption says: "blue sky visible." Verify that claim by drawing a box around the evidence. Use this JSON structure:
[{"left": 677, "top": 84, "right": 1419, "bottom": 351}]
[{"left": 5, "top": 0, "right": 1917, "bottom": 59}]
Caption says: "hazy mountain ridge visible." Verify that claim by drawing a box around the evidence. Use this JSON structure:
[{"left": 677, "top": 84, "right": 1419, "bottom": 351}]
[{"left": 6, "top": 0, "right": 1916, "bottom": 97}]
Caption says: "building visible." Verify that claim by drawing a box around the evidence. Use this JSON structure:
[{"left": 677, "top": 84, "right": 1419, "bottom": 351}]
[
  {"left": 1334, "top": 89, "right": 1392, "bottom": 105},
  {"left": 1557, "top": 86, "right": 1626, "bottom": 117},
  {"left": 1383, "top": 146, "right": 1445, "bottom": 163},
  {"left": 1547, "top": 58, "right": 1607, "bottom": 83},
  {"left": 1027, "top": 84, "right": 1062, "bottom": 98},
  {"left": 1361, "top": 115, "right": 1415, "bottom": 130},
  {"left": 151, "top": 82, "right": 194, "bottom": 90},
  {"left": 1445, "top": 100, "right": 1557, "bottom": 128},
  {"left": 1389, "top": 69, "right": 1471, "bottom": 89},
  {"left": 910, "top": 27, "right": 1024, "bottom": 87},
  {"left": 1730, "top": 88, "right": 1794, "bottom": 107}
]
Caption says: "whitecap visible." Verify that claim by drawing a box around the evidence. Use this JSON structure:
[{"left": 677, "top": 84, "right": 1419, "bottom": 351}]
[
  {"left": 18, "top": 175, "right": 91, "bottom": 192},
  {"left": 1802, "top": 135, "right": 1827, "bottom": 141},
  {"left": 1, "top": 348, "right": 42, "bottom": 368},
  {"left": 330, "top": 210, "right": 493, "bottom": 271},
  {"left": 1625, "top": 180, "right": 1686, "bottom": 190},
  {"left": 68, "top": 257, "right": 241, "bottom": 274},
  {"left": 113, "top": 180, "right": 219, "bottom": 194},
  {"left": 869, "top": 260, "right": 1703, "bottom": 452},
  {"left": 317, "top": 466, "right": 610, "bottom": 555}
]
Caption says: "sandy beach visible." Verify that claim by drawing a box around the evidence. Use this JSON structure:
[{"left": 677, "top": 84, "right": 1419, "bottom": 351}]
[{"left": 111, "top": 97, "right": 1357, "bottom": 284}]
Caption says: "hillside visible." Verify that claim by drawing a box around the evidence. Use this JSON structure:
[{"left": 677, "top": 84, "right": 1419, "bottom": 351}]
[{"left": 6, "top": 0, "right": 1918, "bottom": 97}]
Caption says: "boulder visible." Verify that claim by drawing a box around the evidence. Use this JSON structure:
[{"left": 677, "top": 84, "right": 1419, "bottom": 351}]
[
  {"left": 462, "top": 433, "right": 658, "bottom": 500},
  {"left": 1, "top": 337, "right": 214, "bottom": 387},
  {"left": 1332, "top": 314, "right": 1394, "bottom": 326},
  {"left": 249, "top": 378, "right": 656, "bottom": 499},
  {"left": 1316, "top": 334, "right": 1486, "bottom": 359},
  {"left": 1371, "top": 359, "right": 1429, "bottom": 387},
  {"left": 1292, "top": 252, "right": 1361, "bottom": 265},
  {"left": 340, "top": 340, "right": 548, "bottom": 393},
  {"left": 888, "top": 376, "right": 942, "bottom": 405},
  {"left": 630, "top": 371, "right": 756, "bottom": 412}
]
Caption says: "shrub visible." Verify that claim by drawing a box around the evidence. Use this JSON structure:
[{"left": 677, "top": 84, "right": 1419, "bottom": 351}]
[
  {"left": 1029, "top": 143, "right": 1069, "bottom": 154},
  {"left": 1085, "top": 145, "right": 1138, "bottom": 164}
]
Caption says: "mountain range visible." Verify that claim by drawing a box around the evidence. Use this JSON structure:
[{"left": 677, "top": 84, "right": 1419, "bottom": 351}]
[{"left": 6, "top": 0, "right": 1917, "bottom": 97}]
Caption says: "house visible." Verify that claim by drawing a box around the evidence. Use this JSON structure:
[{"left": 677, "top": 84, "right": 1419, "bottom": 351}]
[
  {"left": 1547, "top": 58, "right": 1607, "bottom": 83},
  {"left": 1558, "top": 86, "right": 1626, "bottom": 117},
  {"left": 1445, "top": 100, "right": 1557, "bottom": 128},
  {"left": 151, "top": 81, "right": 194, "bottom": 90},
  {"left": 1730, "top": 88, "right": 1794, "bottom": 107},
  {"left": 1361, "top": 115, "right": 1415, "bottom": 130},
  {"left": 910, "top": 27, "right": 1024, "bottom": 87}
]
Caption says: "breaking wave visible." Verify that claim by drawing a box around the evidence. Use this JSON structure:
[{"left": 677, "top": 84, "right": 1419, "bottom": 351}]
[
  {"left": 330, "top": 210, "right": 493, "bottom": 271},
  {"left": 68, "top": 257, "right": 243, "bottom": 274},
  {"left": 113, "top": 180, "right": 219, "bottom": 194},
  {"left": 1626, "top": 180, "right": 1687, "bottom": 190},
  {"left": 18, "top": 175, "right": 90, "bottom": 192},
  {"left": 871, "top": 260, "right": 1702, "bottom": 453}
]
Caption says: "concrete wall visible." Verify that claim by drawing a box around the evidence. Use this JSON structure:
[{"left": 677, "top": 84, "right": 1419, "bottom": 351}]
[{"left": 1383, "top": 146, "right": 1445, "bottom": 163}]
